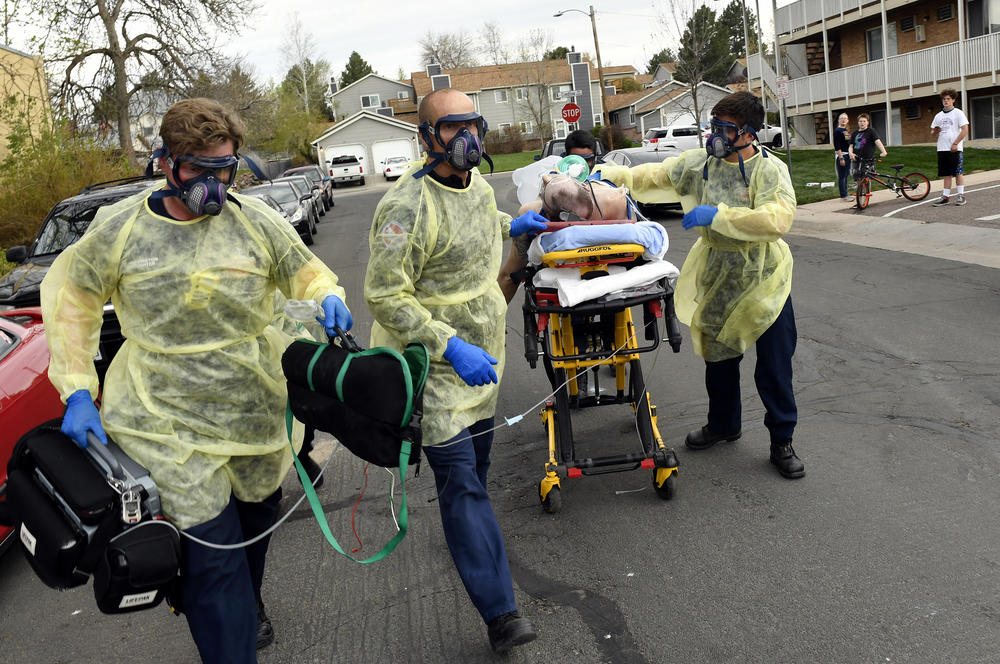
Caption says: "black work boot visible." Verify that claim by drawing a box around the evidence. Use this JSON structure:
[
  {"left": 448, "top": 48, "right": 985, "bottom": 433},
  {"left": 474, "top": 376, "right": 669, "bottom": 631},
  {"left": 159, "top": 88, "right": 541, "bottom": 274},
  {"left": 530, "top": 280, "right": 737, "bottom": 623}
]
[
  {"left": 257, "top": 599, "right": 275, "bottom": 650},
  {"left": 487, "top": 611, "right": 537, "bottom": 653},
  {"left": 770, "top": 440, "right": 805, "bottom": 479},
  {"left": 297, "top": 448, "right": 323, "bottom": 488},
  {"left": 685, "top": 425, "right": 741, "bottom": 450}
]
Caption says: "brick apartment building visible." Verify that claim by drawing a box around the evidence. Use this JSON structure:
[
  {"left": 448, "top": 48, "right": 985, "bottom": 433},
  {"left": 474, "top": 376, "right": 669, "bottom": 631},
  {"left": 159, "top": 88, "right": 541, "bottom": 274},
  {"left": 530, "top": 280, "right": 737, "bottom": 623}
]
[{"left": 746, "top": 0, "right": 1000, "bottom": 145}]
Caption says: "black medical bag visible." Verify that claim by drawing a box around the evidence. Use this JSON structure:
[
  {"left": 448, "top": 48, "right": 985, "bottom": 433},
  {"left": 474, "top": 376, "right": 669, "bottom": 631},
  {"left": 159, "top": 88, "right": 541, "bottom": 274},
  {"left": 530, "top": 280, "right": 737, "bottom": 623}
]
[{"left": 0, "top": 422, "right": 180, "bottom": 614}]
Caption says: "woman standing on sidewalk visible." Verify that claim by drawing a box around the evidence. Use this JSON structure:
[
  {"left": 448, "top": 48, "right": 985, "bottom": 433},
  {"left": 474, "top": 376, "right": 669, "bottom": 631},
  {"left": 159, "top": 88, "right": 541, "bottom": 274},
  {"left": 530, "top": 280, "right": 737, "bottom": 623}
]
[{"left": 833, "top": 113, "right": 852, "bottom": 200}]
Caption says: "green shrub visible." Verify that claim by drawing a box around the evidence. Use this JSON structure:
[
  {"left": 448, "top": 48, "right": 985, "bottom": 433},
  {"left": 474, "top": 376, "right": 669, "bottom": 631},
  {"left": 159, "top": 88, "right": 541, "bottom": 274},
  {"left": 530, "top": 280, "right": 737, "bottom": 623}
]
[{"left": 0, "top": 106, "right": 136, "bottom": 249}]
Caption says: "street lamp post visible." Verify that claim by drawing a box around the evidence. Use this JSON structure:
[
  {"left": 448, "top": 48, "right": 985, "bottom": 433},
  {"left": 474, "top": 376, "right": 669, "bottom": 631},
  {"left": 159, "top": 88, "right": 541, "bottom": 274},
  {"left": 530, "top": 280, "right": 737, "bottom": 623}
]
[{"left": 554, "top": 5, "right": 613, "bottom": 150}]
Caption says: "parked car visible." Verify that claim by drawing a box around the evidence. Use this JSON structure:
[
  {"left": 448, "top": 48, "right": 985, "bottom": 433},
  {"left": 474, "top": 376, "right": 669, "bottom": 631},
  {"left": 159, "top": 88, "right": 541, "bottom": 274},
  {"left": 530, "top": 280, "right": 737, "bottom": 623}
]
[
  {"left": 327, "top": 155, "right": 364, "bottom": 187},
  {"left": 642, "top": 124, "right": 709, "bottom": 152},
  {"left": 534, "top": 137, "right": 607, "bottom": 161},
  {"left": 381, "top": 156, "right": 410, "bottom": 181},
  {"left": 274, "top": 174, "right": 324, "bottom": 221},
  {"left": 282, "top": 164, "right": 334, "bottom": 210},
  {"left": 239, "top": 182, "right": 317, "bottom": 245},
  {"left": 0, "top": 307, "right": 69, "bottom": 553},
  {"left": 602, "top": 147, "right": 683, "bottom": 216},
  {"left": 0, "top": 176, "right": 165, "bottom": 383},
  {"left": 756, "top": 122, "right": 787, "bottom": 148}
]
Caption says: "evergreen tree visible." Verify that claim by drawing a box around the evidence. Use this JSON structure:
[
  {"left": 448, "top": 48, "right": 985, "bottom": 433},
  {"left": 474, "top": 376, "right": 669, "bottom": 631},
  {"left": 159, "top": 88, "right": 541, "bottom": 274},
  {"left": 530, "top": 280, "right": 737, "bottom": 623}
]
[
  {"left": 339, "top": 52, "right": 374, "bottom": 88},
  {"left": 646, "top": 48, "right": 676, "bottom": 75},
  {"left": 543, "top": 46, "right": 570, "bottom": 61},
  {"left": 718, "top": 0, "right": 762, "bottom": 58}
]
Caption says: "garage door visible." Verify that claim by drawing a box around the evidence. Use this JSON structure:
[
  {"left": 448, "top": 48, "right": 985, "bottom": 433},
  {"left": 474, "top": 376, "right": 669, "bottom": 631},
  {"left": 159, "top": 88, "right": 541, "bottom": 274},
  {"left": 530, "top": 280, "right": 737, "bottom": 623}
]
[
  {"left": 371, "top": 138, "right": 415, "bottom": 170},
  {"left": 326, "top": 143, "right": 368, "bottom": 173}
]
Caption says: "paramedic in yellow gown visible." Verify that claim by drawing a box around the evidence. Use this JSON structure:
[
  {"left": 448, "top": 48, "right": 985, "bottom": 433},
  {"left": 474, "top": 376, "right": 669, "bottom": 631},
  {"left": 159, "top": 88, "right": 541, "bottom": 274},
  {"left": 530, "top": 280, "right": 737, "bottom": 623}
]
[
  {"left": 41, "top": 98, "right": 352, "bottom": 663},
  {"left": 594, "top": 91, "right": 805, "bottom": 479},
  {"left": 364, "top": 88, "right": 545, "bottom": 654}
]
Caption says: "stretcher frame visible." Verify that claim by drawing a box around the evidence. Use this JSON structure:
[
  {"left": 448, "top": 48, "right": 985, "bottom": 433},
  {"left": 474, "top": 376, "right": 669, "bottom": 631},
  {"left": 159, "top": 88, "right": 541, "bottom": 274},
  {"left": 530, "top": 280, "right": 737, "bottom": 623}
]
[{"left": 521, "top": 242, "right": 684, "bottom": 513}]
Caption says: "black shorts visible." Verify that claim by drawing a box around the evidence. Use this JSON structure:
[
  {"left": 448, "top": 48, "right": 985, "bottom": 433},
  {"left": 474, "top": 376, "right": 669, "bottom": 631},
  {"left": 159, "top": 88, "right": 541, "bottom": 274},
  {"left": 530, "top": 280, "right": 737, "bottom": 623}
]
[{"left": 937, "top": 150, "right": 964, "bottom": 177}]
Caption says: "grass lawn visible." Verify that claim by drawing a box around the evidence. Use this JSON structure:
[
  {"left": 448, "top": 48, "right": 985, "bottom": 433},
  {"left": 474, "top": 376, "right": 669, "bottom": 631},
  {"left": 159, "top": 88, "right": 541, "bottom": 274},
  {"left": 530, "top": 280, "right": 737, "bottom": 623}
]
[
  {"left": 489, "top": 151, "right": 540, "bottom": 173},
  {"left": 781, "top": 146, "right": 1000, "bottom": 205}
]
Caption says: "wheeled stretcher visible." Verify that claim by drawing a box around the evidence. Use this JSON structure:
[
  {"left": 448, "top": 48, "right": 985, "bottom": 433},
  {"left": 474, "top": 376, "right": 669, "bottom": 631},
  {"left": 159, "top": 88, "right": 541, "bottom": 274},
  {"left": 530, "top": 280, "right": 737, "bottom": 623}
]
[{"left": 520, "top": 231, "right": 684, "bottom": 513}]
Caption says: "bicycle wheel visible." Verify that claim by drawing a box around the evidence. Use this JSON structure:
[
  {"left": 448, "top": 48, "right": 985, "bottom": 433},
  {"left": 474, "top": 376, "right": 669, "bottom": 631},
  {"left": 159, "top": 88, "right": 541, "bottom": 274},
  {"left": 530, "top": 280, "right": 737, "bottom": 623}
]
[
  {"left": 856, "top": 178, "right": 871, "bottom": 209},
  {"left": 900, "top": 172, "right": 930, "bottom": 201}
]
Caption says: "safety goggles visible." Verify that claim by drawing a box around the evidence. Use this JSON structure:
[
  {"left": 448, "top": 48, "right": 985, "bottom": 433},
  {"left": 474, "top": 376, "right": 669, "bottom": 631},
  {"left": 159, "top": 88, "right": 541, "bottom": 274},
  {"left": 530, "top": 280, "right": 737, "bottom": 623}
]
[
  {"left": 166, "top": 153, "right": 240, "bottom": 183},
  {"left": 709, "top": 118, "right": 748, "bottom": 140},
  {"left": 423, "top": 112, "right": 488, "bottom": 141}
]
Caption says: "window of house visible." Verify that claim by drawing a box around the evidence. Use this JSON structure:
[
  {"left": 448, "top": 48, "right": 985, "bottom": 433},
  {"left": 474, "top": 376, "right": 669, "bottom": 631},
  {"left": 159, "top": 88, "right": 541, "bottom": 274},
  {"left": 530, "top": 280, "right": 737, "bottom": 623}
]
[
  {"left": 360, "top": 94, "right": 380, "bottom": 108},
  {"left": 865, "top": 23, "right": 897, "bottom": 61},
  {"left": 554, "top": 121, "right": 567, "bottom": 139},
  {"left": 551, "top": 84, "right": 571, "bottom": 102},
  {"left": 936, "top": 4, "right": 954, "bottom": 21},
  {"left": 628, "top": 108, "right": 635, "bottom": 125},
  {"left": 970, "top": 95, "right": 999, "bottom": 139},
  {"left": 966, "top": 0, "right": 1000, "bottom": 36},
  {"left": 904, "top": 103, "right": 920, "bottom": 120},
  {"left": 594, "top": 114, "right": 602, "bottom": 127},
  {"left": 899, "top": 16, "right": 915, "bottom": 31},
  {"left": 397, "top": 91, "right": 409, "bottom": 99},
  {"left": 516, "top": 87, "right": 529, "bottom": 102},
  {"left": 520, "top": 120, "right": 533, "bottom": 134},
  {"left": 495, "top": 89, "right": 509, "bottom": 103},
  {"left": 497, "top": 122, "right": 512, "bottom": 131}
]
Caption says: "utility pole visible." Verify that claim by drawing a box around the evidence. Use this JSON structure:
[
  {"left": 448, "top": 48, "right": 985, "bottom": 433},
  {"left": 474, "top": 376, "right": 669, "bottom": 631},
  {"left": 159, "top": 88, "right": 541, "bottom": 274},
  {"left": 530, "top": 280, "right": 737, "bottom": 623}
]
[{"left": 771, "top": 0, "right": 792, "bottom": 178}]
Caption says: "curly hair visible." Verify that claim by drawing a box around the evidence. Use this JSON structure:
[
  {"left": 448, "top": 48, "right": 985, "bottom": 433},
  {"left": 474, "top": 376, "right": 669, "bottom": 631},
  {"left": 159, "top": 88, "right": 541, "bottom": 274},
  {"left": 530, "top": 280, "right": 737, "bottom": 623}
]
[
  {"left": 711, "top": 91, "right": 765, "bottom": 131},
  {"left": 159, "top": 98, "right": 245, "bottom": 157}
]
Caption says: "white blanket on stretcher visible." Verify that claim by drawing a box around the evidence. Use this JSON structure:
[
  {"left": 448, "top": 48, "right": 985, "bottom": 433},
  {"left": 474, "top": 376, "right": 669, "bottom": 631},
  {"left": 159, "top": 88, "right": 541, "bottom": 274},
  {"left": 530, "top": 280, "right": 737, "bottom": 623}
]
[{"left": 532, "top": 260, "right": 680, "bottom": 308}]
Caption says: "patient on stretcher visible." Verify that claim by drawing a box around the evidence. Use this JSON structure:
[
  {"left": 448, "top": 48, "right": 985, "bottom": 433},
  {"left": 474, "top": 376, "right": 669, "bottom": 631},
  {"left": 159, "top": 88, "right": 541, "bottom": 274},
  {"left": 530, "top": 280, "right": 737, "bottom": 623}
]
[{"left": 499, "top": 173, "right": 675, "bottom": 304}]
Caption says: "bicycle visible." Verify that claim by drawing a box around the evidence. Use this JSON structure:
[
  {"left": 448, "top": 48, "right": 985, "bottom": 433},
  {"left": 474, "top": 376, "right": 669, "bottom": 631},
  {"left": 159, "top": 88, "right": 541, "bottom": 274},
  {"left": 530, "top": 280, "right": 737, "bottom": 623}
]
[{"left": 853, "top": 159, "right": 930, "bottom": 210}]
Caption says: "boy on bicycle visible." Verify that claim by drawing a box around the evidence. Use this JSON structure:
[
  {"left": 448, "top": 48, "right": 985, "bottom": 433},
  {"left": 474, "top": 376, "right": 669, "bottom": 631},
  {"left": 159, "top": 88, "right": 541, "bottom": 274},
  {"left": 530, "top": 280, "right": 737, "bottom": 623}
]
[{"left": 848, "top": 112, "right": 887, "bottom": 182}]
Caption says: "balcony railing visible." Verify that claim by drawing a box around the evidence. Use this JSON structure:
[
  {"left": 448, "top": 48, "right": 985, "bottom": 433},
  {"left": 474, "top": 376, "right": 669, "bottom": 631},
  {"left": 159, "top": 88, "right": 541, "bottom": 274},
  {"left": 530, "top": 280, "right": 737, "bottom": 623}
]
[
  {"left": 776, "top": 0, "right": 891, "bottom": 36},
  {"left": 748, "top": 31, "right": 1000, "bottom": 110}
]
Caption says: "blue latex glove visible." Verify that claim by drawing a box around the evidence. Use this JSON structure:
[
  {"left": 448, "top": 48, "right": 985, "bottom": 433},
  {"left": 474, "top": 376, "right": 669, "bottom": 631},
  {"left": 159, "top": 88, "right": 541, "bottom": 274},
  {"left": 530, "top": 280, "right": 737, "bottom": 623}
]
[
  {"left": 319, "top": 294, "right": 353, "bottom": 336},
  {"left": 443, "top": 336, "right": 498, "bottom": 386},
  {"left": 510, "top": 210, "right": 549, "bottom": 238},
  {"left": 62, "top": 389, "right": 107, "bottom": 448},
  {"left": 682, "top": 205, "right": 718, "bottom": 230}
]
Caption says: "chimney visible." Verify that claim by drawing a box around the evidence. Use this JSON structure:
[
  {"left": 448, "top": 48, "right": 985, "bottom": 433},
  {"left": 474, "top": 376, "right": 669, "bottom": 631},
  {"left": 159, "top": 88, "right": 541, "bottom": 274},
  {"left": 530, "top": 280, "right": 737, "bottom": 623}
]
[{"left": 329, "top": 76, "right": 338, "bottom": 94}]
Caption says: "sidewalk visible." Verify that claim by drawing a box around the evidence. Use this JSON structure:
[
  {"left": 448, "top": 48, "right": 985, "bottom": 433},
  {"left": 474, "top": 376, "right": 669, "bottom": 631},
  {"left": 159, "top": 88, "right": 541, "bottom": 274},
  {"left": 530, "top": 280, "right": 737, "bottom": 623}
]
[{"left": 792, "top": 170, "right": 1000, "bottom": 270}]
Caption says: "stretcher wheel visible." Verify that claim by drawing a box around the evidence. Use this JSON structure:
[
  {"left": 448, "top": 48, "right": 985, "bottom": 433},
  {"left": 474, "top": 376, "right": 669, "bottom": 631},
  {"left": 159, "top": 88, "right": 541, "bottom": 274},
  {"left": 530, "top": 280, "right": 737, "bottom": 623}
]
[
  {"left": 653, "top": 470, "right": 676, "bottom": 500},
  {"left": 540, "top": 483, "right": 562, "bottom": 513}
]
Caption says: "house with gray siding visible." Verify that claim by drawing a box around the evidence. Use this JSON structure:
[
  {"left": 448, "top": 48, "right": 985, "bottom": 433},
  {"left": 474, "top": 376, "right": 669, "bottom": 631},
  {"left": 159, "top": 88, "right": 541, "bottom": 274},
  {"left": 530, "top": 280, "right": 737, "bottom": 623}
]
[
  {"left": 328, "top": 73, "right": 414, "bottom": 121},
  {"left": 311, "top": 111, "right": 419, "bottom": 178}
]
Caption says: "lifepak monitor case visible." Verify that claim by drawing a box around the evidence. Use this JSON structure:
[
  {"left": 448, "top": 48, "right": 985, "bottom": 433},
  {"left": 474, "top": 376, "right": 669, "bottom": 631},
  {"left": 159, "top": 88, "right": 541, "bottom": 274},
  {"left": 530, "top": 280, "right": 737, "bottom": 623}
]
[{"left": 1, "top": 423, "right": 180, "bottom": 613}]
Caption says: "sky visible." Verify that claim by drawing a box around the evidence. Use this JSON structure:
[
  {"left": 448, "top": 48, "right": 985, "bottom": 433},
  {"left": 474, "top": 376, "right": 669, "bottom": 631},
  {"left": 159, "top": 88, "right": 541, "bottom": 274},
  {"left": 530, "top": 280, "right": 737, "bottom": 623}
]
[{"left": 226, "top": 0, "right": 777, "bottom": 86}]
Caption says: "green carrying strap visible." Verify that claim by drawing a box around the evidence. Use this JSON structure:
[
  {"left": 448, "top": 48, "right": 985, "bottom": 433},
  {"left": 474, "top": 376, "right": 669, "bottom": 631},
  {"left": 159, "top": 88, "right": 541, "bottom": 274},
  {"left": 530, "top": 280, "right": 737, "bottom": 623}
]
[{"left": 284, "top": 342, "right": 419, "bottom": 564}]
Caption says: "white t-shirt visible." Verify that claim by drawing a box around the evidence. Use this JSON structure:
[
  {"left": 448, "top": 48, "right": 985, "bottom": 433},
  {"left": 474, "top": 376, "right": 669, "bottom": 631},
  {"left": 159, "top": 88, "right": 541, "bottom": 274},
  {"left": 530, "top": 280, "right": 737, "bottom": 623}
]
[{"left": 930, "top": 107, "right": 969, "bottom": 152}]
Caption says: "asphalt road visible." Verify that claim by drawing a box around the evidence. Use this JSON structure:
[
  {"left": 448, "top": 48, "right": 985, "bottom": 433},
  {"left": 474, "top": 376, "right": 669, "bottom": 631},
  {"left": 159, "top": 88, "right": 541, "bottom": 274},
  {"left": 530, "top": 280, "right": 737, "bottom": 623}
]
[{"left": 2, "top": 172, "right": 1000, "bottom": 663}]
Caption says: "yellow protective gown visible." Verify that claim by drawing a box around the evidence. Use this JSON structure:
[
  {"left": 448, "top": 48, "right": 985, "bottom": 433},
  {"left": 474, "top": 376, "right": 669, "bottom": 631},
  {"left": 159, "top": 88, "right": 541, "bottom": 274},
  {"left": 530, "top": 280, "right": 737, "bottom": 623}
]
[
  {"left": 596, "top": 148, "right": 795, "bottom": 362},
  {"left": 41, "top": 191, "right": 346, "bottom": 529},
  {"left": 365, "top": 165, "right": 512, "bottom": 445}
]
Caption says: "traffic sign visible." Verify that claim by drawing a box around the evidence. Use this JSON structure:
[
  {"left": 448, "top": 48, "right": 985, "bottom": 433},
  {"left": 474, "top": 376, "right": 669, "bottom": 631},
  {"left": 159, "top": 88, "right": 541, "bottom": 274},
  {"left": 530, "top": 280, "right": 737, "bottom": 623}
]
[
  {"left": 561, "top": 103, "right": 582, "bottom": 123},
  {"left": 558, "top": 90, "right": 582, "bottom": 99},
  {"left": 775, "top": 75, "right": 790, "bottom": 100}
]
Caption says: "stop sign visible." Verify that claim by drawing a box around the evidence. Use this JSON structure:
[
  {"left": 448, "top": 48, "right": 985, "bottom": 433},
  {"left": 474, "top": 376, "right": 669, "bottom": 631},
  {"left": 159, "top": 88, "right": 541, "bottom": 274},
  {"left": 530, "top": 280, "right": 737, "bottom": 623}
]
[{"left": 561, "top": 103, "right": 582, "bottom": 123}]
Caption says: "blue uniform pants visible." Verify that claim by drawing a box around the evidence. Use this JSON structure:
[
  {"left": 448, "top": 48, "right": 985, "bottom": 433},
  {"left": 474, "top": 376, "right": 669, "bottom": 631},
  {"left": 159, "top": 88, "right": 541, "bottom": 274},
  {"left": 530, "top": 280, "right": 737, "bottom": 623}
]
[
  {"left": 705, "top": 297, "right": 798, "bottom": 442},
  {"left": 180, "top": 488, "right": 282, "bottom": 664},
  {"left": 422, "top": 418, "right": 517, "bottom": 624}
]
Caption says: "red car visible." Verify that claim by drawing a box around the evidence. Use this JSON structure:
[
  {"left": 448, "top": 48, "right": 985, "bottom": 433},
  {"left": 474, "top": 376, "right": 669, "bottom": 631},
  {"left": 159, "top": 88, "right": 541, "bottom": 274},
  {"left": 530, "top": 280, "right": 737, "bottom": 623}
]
[{"left": 0, "top": 307, "right": 65, "bottom": 551}]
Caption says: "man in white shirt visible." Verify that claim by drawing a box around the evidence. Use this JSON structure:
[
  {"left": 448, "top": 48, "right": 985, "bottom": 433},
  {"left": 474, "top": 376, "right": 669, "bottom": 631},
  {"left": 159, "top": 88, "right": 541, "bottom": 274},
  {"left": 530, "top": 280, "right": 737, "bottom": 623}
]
[{"left": 930, "top": 89, "right": 970, "bottom": 206}]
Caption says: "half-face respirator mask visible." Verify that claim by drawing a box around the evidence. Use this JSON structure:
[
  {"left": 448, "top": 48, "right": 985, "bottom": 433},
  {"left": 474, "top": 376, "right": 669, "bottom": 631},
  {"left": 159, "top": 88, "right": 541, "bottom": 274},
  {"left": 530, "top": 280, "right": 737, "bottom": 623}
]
[
  {"left": 148, "top": 146, "right": 240, "bottom": 216},
  {"left": 702, "top": 117, "right": 766, "bottom": 186},
  {"left": 413, "top": 112, "right": 494, "bottom": 178}
]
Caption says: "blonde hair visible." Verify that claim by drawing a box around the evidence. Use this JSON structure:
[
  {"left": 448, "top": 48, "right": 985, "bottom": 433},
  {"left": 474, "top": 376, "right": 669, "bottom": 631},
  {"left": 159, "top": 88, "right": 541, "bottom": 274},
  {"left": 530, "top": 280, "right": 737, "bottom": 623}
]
[
  {"left": 159, "top": 98, "right": 245, "bottom": 157},
  {"left": 837, "top": 112, "right": 850, "bottom": 133}
]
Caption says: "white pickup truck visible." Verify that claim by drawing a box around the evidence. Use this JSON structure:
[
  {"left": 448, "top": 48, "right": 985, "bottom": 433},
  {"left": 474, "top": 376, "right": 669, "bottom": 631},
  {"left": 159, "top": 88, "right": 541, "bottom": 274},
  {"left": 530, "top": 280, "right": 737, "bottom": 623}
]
[{"left": 328, "top": 155, "right": 365, "bottom": 187}]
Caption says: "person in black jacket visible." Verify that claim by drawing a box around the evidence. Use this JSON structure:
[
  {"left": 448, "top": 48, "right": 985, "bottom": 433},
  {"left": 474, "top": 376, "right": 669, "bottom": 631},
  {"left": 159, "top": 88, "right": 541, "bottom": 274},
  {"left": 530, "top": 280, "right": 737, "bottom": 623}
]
[{"left": 832, "top": 113, "right": 852, "bottom": 200}]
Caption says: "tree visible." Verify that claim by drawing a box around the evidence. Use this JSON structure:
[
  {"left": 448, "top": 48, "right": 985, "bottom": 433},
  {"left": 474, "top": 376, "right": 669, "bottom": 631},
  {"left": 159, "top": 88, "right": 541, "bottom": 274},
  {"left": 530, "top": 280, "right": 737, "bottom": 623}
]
[
  {"left": 513, "top": 29, "right": 557, "bottom": 143},
  {"left": 543, "top": 46, "right": 571, "bottom": 61},
  {"left": 339, "top": 52, "right": 373, "bottom": 89},
  {"left": 419, "top": 31, "right": 478, "bottom": 69},
  {"left": 281, "top": 59, "right": 332, "bottom": 118},
  {"left": 718, "top": 0, "right": 762, "bottom": 59},
  {"left": 480, "top": 21, "right": 511, "bottom": 65},
  {"left": 656, "top": 2, "right": 731, "bottom": 145},
  {"left": 647, "top": 48, "right": 677, "bottom": 75},
  {"left": 26, "top": 0, "right": 258, "bottom": 154}
]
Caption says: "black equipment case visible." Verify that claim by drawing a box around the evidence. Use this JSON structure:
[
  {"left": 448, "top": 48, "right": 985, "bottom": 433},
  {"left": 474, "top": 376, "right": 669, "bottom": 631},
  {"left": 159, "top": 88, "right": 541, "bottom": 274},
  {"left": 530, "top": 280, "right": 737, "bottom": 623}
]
[{"left": 1, "top": 423, "right": 180, "bottom": 613}]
